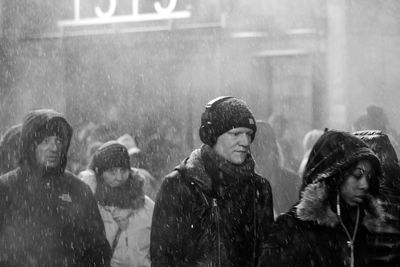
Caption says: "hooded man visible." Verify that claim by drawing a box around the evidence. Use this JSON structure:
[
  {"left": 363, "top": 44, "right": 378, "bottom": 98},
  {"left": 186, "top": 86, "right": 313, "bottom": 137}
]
[
  {"left": 150, "top": 96, "right": 274, "bottom": 267},
  {"left": 0, "top": 109, "right": 112, "bottom": 267}
]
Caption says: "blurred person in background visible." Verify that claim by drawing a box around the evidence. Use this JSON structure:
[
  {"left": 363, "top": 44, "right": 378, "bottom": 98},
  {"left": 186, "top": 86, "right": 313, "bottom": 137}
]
[
  {"left": 142, "top": 117, "right": 184, "bottom": 185},
  {"left": 353, "top": 104, "right": 400, "bottom": 157},
  {"left": 0, "top": 124, "right": 22, "bottom": 175},
  {"left": 354, "top": 130, "right": 400, "bottom": 266},
  {"left": 151, "top": 96, "right": 273, "bottom": 267},
  {"left": 258, "top": 130, "right": 384, "bottom": 267},
  {"left": 251, "top": 120, "right": 301, "bottom": 217},
  {"left": 268, "top": 113, "right": 300, "bottom": 172},
  {"left": 117, "top": 133, "right": 160, "bottom": 201},
  {"left": 298, "top": 128, "right": 324, "bottom": 178},
  {"left": 0, "top": 109, "right": 111, "bottom": 266},
  {"left": 79, "top": 140, "right": 154, "bottom": 267}
]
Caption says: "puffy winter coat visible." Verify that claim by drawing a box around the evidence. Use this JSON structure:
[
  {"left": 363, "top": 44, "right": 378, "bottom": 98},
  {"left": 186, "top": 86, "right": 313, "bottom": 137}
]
[
  {"left": 258, "top": 130, "right": 384, "bottom": 267},
  {"left": 150, "top": 146, "right": 274, "bottom": 267},
  {"left": 0, "top": 109, "right": 111, "bottom": 267}
]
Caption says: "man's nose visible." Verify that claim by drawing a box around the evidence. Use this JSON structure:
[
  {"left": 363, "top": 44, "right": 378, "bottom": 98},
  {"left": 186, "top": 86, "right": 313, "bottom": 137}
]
[
  {"left": 239, "top": 133, "right": 251, "bottom": 146},
  {"left": 49, "top": 140, "right": 60, "bottom": 151}
]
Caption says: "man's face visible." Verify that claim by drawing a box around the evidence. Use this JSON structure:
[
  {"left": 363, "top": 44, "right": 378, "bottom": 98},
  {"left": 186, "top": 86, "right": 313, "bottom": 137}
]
[
  {"left": 35, "top": 135, "right": 64, "bottom": 168},
  {"left": 213, "top": 127, "right": 253, "bottom": 165}
]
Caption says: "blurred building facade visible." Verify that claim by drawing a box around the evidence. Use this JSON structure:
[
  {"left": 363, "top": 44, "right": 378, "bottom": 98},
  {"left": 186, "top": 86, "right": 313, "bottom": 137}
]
[{"left": 0, "top": 0, "right": 399, "bottom": 159}]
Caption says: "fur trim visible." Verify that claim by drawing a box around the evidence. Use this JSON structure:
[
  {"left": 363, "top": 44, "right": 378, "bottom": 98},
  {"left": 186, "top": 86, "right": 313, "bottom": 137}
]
[
  {"left": 296, "top": 183, "right": 338, "bottom": 227},
  {"left": 296, "top": 181, "right": 385, "bottom": 228}
]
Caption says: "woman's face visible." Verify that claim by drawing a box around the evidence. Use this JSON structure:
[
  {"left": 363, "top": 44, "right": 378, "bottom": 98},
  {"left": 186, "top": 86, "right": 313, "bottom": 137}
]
[
  {"left": 340, "top": 159, "right": 372, "bottom": 206},
  {"left": 101, "top": 167, "right": 129, "bottom": 187}
]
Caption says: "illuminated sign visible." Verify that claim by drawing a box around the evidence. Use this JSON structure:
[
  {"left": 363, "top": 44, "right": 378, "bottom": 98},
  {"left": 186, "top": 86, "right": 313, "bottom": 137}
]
[{"left": 58, "top": 0, "right": 191, "bottom": 27}]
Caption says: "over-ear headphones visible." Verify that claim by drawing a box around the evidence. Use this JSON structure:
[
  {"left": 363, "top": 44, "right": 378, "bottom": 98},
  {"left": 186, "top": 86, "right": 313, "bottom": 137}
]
[{"left": 199, "top": 96, "right": 234, "bottom": 146}]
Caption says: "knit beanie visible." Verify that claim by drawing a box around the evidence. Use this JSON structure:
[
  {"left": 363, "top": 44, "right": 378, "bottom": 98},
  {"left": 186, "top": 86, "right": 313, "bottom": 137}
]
[
  {"left": 90, "top": 140, "right": 131, "bottom": 176},
  {"left": 200, "top": 97, "right": 257, "bottom": 145}
]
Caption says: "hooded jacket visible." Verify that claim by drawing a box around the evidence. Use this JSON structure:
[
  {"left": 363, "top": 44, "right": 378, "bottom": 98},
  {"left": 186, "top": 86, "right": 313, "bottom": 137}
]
[
  {"left": 258, "top": 130, "right": 384, "bottom": 267},
  {"left": 354, "top": 130, "right": 400, "bottom": 266},
  {"left": 0, "top": 109, "right": 112, "bottom": 267},
  {"left": 150, "top": 145, "right": 274, "bottom": 267}
]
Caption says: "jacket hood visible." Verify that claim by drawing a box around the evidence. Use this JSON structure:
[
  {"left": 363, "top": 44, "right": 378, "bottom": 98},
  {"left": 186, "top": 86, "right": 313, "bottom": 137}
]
[
  {"left": 19, "top": 109, "right": 73, "bottom": 173},
  {"left": 302, "top": 130, "right": 381, "bottom": 194},
  {"left": 297, "top": 130, "right": 384, "bottom": 227},
  {"left": 353, "top": 130, "right": 400, "bottom": 191}
]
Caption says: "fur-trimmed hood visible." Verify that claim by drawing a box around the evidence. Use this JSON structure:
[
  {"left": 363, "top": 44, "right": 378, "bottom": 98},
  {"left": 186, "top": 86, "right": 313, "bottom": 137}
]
[
  {"left": 297, "top": 130, "right": 384, "bottom": 228},
  {"left": 296, "top": 182, "right": 384, "bottom": 228}
]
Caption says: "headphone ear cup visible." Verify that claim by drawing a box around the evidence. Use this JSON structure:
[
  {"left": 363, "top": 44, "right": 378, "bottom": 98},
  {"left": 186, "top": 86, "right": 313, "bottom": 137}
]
[{"left": 199, "top": 123, "right": 215, "bottom": 146}]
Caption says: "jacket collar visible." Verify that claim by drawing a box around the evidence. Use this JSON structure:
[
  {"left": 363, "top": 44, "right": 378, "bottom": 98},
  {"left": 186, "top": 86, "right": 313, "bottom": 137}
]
[{"left": 181, "top": 145, "right": 255, "bottom": 196}]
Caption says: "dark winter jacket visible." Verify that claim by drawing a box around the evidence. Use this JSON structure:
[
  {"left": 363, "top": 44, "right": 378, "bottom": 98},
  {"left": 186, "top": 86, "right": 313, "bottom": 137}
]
[
  {"left": 150, "top": 145, "right": 274, "bottom": 267},
  {"left": 0, "top": 124, "right": 22, "bottom": 175},
  {"left": 354, "top": 130, "right": 400, "bottom": 266},
  {"left": 0, "top": 109, "right": 112, "bottom": 267},
  {"left": 258, "top": 130, "right": 384, "bottom": 267}
]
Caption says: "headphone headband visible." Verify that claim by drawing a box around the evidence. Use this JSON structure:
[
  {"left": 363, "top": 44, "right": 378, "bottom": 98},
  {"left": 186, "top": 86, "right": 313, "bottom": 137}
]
[
  {"left": 202, "top": 96, "right": 234, "bottom": 123},
  {"left": 205, "top": 96, "right": 234, "bottom": 110}
]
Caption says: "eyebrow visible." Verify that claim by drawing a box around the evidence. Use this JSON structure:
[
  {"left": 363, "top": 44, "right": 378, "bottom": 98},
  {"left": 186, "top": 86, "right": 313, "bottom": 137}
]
[{"left": 354, "top": 166, "right": 373, "bottom": 174}]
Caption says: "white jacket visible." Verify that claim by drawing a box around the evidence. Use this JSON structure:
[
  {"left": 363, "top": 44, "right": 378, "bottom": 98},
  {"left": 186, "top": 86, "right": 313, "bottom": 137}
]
[{"left": 79, "top": 169, "right": 154, "bottom": 267}]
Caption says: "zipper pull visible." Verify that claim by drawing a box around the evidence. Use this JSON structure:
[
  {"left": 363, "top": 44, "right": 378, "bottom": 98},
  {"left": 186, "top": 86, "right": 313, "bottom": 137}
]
[{"left": 212, "top": 198, "right": 218, "bottom": 207}]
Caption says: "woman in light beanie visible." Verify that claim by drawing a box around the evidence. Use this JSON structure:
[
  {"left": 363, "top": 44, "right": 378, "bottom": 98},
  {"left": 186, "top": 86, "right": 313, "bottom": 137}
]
[{"left": 80, "top": 140, "right": 154, "bottom": 267}]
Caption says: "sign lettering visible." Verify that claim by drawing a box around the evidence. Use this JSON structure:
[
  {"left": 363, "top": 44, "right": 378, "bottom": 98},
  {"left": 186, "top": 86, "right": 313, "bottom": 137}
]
[{"left": 58, "top": 0, "right": 191, "bottom": 27}]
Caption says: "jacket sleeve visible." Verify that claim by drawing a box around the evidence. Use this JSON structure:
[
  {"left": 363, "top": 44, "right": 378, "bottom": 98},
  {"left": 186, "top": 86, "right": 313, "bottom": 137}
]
[
  {"left": 255, "top": 177, "right": 274, "bottom": 266},
  {"left": 0, "top": 177, "right": 11, "bottom": 266},
  {"left": 0, "top": 182, "right": 8, "bottom": 231},
  {"left": 257, "top": 213, "right": 306, "bottom": 267},
  {"left": 80, "top": 183, "right": 112, "bottom": 267},
  {"left": 150, "top": 171, "right": 188, "bottom": 267}
]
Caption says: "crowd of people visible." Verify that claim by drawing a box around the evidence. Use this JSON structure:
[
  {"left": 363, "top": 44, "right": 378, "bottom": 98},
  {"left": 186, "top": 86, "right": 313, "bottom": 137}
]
[{"left": 0, "top": 97, "right": 399, "bottom": 267}]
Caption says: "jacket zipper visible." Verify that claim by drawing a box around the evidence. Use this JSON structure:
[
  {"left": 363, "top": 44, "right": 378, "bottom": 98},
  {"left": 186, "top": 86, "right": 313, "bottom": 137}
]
[{"left": 212, "top": 198, "right": 221, "bottom": 267}]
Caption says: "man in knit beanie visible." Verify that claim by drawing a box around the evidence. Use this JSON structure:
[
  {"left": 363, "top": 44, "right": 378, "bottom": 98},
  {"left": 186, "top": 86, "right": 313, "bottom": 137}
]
[{"left": 151, "top": 96, "right": 273, "bottom": 267}]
